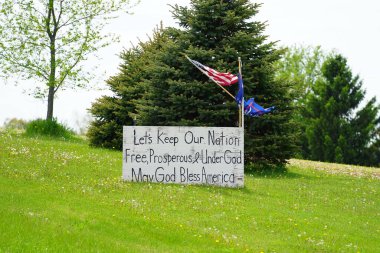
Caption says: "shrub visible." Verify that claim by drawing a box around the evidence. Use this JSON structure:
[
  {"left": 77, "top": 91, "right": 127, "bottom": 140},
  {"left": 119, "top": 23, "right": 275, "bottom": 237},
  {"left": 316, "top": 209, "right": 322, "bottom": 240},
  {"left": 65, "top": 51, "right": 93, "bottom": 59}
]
[
  {"left": 3, "top": 118, "right": 28, "bottom": 131},
  {"left": 25, "top": 119, "right": 75, "bottom": 139}
]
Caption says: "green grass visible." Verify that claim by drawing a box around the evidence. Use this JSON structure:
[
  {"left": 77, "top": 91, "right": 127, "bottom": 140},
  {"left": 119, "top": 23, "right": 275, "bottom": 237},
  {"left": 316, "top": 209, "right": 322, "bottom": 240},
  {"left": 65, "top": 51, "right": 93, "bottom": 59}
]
[
  {"left": 0, "top": 132, "right": 379, "bottom": 252},
  {"left": 24, "top": 118, "right": 76, "bottom": 140}
]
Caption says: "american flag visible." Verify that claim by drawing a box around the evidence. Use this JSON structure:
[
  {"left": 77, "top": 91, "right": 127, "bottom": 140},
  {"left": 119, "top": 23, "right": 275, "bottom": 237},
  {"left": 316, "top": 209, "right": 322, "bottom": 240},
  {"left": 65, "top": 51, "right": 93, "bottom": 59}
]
[{"left": 187, "top": 57, "right": 238, "bottom": 87}]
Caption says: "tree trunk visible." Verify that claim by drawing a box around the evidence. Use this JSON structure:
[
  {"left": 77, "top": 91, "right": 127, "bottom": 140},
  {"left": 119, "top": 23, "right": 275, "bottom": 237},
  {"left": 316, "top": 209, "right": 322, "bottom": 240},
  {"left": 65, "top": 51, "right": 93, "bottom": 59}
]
[
  {"left": 46, "top": 0, "right": 56, "bottom": 121},
  {"left": 46, "top": 37, "right": 56, "bottom": 121},
  {"left": 46, "top": 86, "right": 55, "bottom": 120}
]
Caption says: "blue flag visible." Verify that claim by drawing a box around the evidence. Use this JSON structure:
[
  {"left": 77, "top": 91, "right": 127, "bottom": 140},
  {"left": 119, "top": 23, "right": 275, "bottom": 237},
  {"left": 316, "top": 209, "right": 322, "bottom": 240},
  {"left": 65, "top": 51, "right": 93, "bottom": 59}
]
[
  {"left": 235, "top": 71, "right": 274, "bottom": 117},
  {"left": 244, "top": 98, "right": 275, "bottom": 117},
  {"left": 235, "top": 74, "right": 244, "bottom": 105}
]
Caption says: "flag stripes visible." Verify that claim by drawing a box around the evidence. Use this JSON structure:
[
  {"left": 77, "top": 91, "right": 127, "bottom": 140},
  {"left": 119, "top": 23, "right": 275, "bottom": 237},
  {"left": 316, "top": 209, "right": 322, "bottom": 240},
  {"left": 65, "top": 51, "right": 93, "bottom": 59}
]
[{"left": 187, "top": 58, "right": 238, "bottom": 87}]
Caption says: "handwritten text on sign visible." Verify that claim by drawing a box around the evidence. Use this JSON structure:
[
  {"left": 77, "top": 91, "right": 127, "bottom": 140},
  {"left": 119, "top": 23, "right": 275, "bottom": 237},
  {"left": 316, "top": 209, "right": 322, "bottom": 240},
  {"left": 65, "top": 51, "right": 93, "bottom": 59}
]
[{"left": 122, "top": 126, "right": 244, "bottom": 187}]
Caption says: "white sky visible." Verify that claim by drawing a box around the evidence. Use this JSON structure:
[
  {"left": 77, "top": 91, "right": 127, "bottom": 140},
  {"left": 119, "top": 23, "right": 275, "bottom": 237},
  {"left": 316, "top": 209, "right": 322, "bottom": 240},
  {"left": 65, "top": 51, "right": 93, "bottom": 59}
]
[{"left": 1, "top": 0, "right": 379, "bottom": 131}]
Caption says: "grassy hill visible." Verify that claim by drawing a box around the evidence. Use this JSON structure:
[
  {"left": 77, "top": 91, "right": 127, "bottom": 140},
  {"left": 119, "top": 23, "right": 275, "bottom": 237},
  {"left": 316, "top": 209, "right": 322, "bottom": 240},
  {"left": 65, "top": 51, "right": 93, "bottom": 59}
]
[{"left": 0, "top": 132, "right": 379, "bottom": 252}]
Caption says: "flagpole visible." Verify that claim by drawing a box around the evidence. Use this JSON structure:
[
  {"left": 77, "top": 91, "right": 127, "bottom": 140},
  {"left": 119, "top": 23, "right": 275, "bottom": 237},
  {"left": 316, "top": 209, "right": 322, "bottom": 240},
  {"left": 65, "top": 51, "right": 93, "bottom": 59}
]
[
  {"left": 185, "top": 55, "right": 236, "bottom": 101},
  {"left": 238, "top": 57, "right": 244, "bottom": 128},
  {"left": 238, "top": 57, "right": 244, "bottom": 188}
]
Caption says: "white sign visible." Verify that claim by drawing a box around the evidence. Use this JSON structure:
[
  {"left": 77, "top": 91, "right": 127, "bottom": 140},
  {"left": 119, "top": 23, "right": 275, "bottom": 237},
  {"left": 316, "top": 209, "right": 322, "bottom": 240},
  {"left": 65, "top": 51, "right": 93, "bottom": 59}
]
[{"left": 122, "top": 126, "right": 244, "bottom": 187}]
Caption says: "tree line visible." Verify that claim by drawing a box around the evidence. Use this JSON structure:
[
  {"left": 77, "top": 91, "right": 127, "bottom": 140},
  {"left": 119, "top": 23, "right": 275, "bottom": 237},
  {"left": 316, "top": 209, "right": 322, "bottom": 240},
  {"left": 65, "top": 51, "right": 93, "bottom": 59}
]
[
  {"left": 1, "top": 0, "right": 379, "bottom": 167},
  {"left": 88, "top": 0, "right": 379, "bottom": 167},
  {"left": 276, "top": 46, "right": 380, "bottom": 166}
]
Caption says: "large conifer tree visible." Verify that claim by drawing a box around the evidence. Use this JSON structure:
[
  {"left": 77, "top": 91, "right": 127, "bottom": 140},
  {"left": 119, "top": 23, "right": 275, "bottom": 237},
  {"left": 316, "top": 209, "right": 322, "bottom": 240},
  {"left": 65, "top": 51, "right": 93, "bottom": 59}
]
[
  {"left": 88, "top": 0, "right": 298, "bottom": 166},
  {"left": 304, "top": 54, "right": 380, "bottom": 166},
  {"left": 87, "top": 28, "right": 169, "bottom": 149}
]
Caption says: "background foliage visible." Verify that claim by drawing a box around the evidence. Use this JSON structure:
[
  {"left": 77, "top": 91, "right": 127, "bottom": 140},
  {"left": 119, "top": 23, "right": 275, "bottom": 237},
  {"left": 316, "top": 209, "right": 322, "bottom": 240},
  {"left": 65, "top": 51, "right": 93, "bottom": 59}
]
[{"left": 276, "top": 46, "right": 380, "bottom": 166}]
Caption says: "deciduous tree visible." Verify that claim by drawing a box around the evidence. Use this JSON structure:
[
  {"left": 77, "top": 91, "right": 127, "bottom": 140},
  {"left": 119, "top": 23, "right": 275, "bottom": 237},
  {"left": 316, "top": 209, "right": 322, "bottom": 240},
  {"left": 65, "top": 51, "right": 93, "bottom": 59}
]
[
  {"left": 0, "top": 0, "right": 136, "bottom": 120},
  {"left": 274, "top": 45, "right": 332, "bottom": 157}
]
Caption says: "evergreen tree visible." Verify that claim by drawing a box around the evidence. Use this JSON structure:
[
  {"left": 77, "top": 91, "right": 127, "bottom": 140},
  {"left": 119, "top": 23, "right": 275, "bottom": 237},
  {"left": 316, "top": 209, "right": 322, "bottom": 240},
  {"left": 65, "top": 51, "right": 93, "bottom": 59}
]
[
  {"left": 89, "top": 0, "right": 298, "bottom": 166},
  {"left": 304, "top": 54, "right": 380, "bottom": 166},
  {"left": 136, "top": 0, "right": 297, "bottom": 165},
  {"left": 88, "top": 28, "right": 169, "bottom": 149}
]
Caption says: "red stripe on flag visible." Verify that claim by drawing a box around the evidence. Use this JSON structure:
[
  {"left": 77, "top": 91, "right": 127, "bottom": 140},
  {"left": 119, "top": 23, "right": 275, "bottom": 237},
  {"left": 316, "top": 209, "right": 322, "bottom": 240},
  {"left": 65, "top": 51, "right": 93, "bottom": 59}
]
[
  {"left": 188, "top": 58, "right": 238, "bottom": 86},
  {"left": 204, "top": 66, "right": 238, "bottom": 86}
]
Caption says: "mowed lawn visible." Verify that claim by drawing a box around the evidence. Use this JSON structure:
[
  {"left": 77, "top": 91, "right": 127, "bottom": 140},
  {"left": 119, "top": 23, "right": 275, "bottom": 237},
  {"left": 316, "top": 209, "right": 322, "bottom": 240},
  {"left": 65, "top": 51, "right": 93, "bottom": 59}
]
[{"left": 0, "top": 132, "right": 379, "bottom": 252}]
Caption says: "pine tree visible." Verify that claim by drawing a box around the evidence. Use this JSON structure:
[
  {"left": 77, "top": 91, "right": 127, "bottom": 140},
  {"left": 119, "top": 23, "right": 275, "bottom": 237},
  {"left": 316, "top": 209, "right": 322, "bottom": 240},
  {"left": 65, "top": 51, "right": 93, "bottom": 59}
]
[
  {"left": 88, "top": 0, "right": 298, "bottom": 166},
  {"left": 304, "top": 54, "right": 380, "bottom": 166},
  {"left": 88, "top": 28, "right": 169, "bottom": 149},
  {"left": 136, "top": 0, "right": 297, "bottom": 166}
]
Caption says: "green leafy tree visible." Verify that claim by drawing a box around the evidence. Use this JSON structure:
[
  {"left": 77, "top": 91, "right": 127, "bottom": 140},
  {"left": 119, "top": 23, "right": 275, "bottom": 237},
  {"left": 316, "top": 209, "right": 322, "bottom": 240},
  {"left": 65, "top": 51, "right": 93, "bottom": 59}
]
[
  {"left": 0, "top": 0, "right": 136, "bottom": 120},
  {"left": 274, "top": 45, "right": 331, "bottom": 104},
  {"left": 274, "top": 45, "right": 333, "bottom": 157},
  {"left": 89, "top": 0, "right": 298, "bottom": 166},
  {"left": 304, "top": 54, "right": 380, "bottom": 166}
]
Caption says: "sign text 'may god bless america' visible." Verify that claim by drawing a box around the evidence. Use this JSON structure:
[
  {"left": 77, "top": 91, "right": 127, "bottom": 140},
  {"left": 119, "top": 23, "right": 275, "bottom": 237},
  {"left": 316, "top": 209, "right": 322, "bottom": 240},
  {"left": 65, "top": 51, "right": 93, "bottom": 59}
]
[{"left": 123, "top": 126, "right": 244, "bottom": 187}]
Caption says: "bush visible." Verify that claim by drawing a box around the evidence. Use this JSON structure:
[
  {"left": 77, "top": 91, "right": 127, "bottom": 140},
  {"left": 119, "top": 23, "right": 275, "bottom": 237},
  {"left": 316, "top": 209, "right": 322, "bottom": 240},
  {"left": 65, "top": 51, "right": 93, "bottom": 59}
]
[
  {"left": 3, "top": 118, "right": 28, "bottom": 131},
  {"left": 25, "top": 119, "right": 75, "bottom": 139}
]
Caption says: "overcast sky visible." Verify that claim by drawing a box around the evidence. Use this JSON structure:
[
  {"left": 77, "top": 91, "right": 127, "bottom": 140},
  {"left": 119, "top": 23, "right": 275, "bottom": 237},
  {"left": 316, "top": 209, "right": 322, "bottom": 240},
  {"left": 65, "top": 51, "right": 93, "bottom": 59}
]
[{"left": 1, "top": 0, "right": 379, "bottom": 131}]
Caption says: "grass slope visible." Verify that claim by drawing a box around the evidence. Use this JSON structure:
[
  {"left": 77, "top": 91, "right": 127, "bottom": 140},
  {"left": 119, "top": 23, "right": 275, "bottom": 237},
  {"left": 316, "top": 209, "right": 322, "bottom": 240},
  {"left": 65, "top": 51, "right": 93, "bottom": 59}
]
[{"left": 0, "top": 132, "right": 379, "bottom": 252}]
